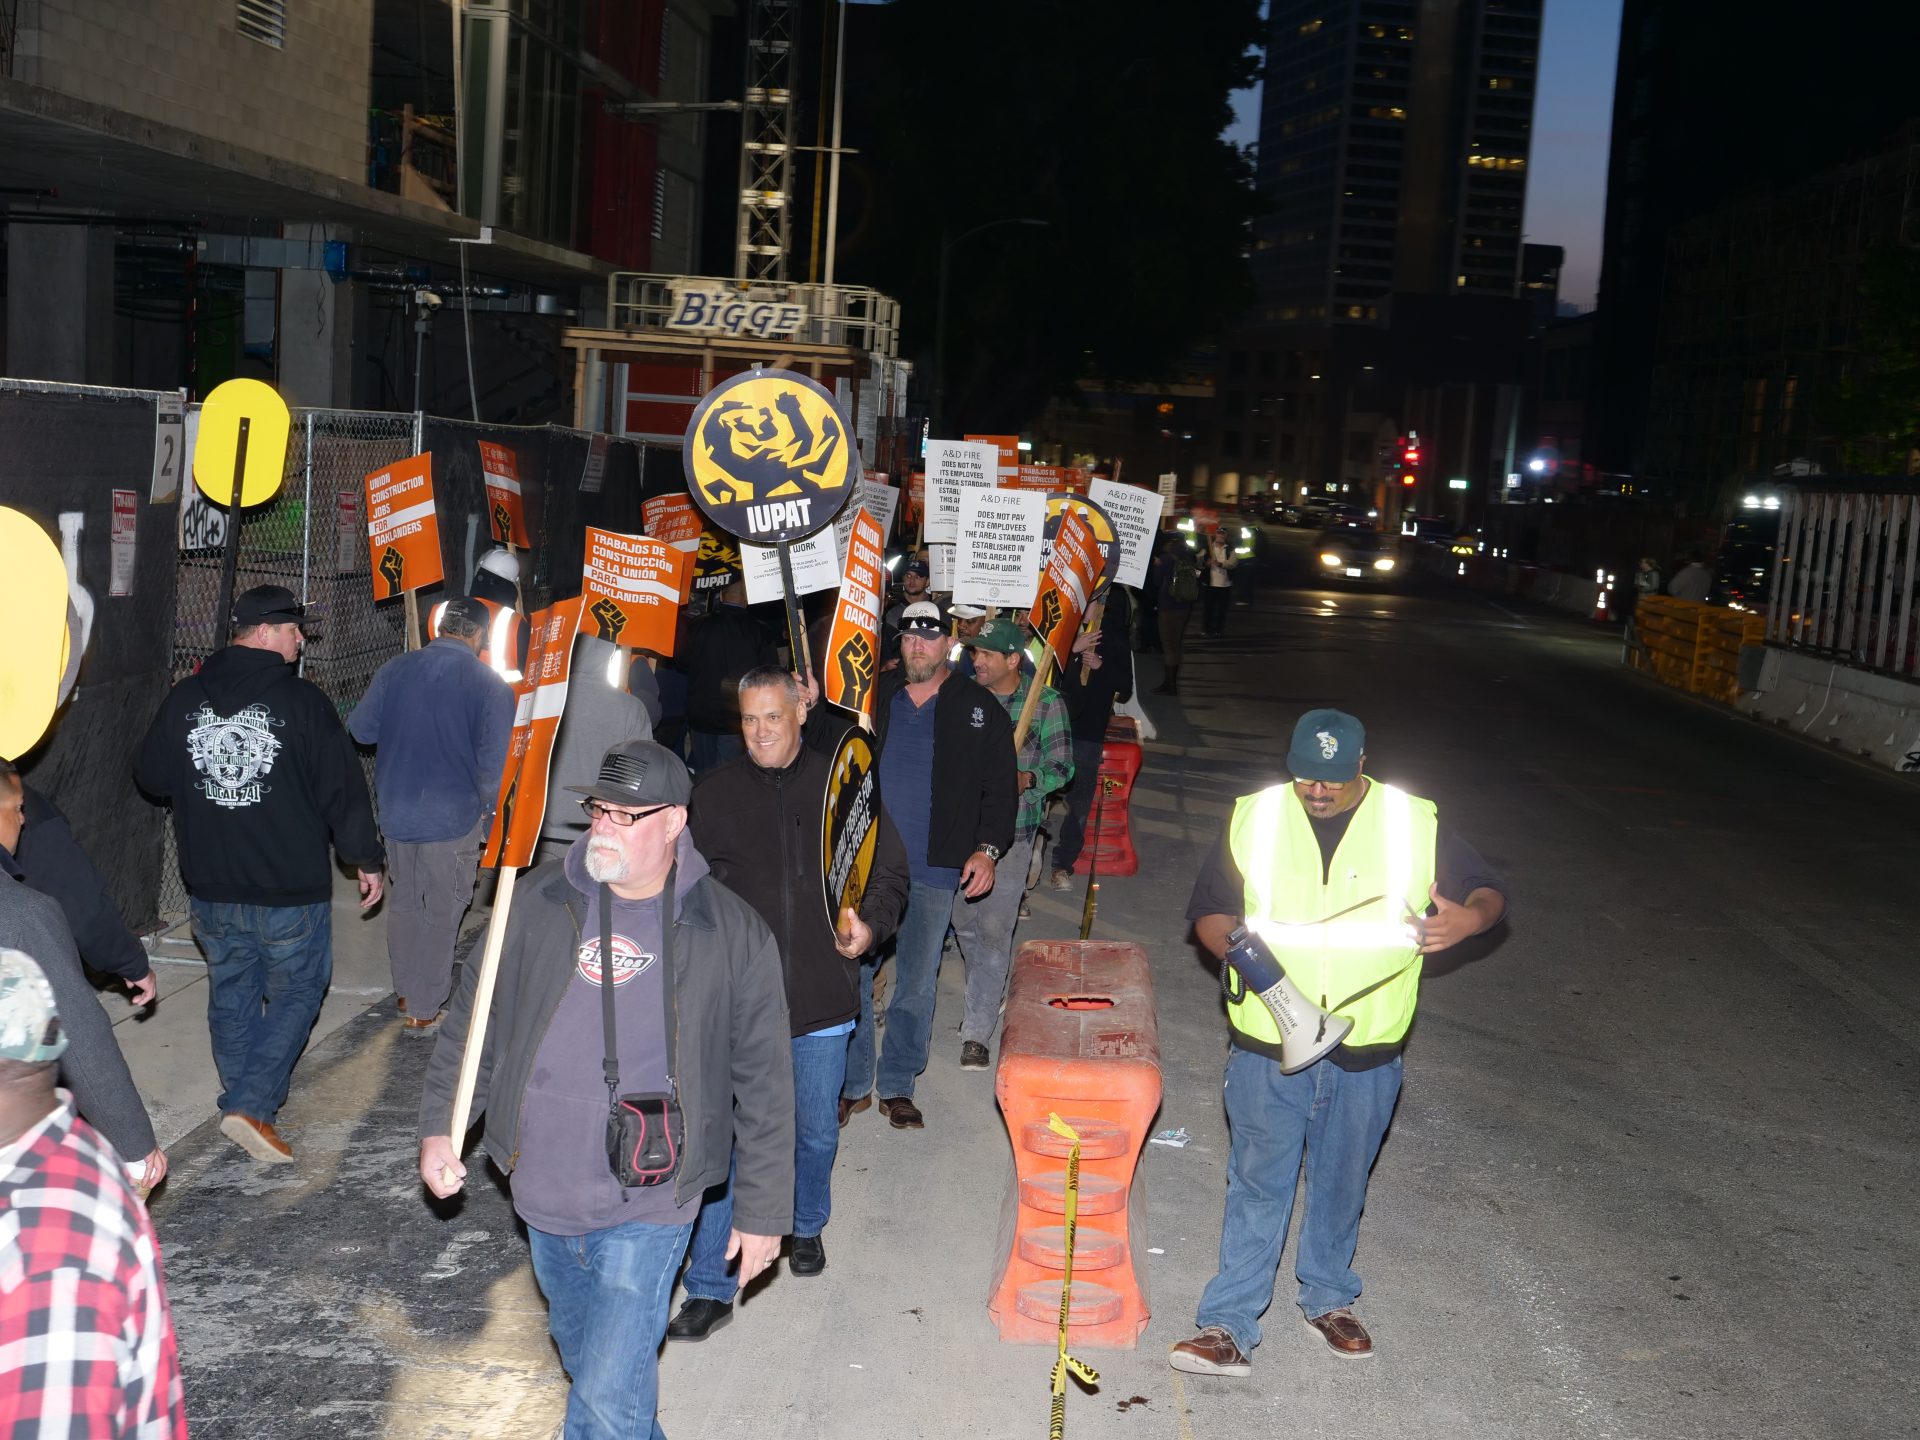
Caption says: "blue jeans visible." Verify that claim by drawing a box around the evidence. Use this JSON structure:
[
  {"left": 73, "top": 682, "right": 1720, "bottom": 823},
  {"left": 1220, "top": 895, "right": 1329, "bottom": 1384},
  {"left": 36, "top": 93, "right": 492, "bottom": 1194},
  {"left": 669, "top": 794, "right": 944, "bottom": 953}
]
[
  {"left": 529, "top": 1219, "right": 695, "bottom": 1440},
  {"left": 189, "top": 898, "right": 333, "bottom": 1123},
  {"left": 870, "top": 880, "right": 956, "bottom": 1100},
  {"left": 1196, "top": 1045, "right": 1403, "bottom": 1351},
  {"left": 682, "top": 1030, "right": 847, "bottom": 1301},
  {"left": 843, "top": 961, "right": 878, "bottom": 1101}
]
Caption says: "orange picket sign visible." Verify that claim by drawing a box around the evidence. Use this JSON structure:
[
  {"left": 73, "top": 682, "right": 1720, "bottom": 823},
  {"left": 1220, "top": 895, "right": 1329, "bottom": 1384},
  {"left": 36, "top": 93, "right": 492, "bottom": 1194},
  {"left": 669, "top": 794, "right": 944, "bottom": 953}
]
[
  {"left": 1030, "top": 505, "right": 1099, "bottom": 669},
  {"left": 641, "top": 492, "right": 704, "bottom": 549},
  {"left": 966, "top": 433, "right": 1020, "bottom": 482},
  {"left": 581, "top": 527, "right": 689, "bottom": 655},
  {"left": 364, "top": 453, "right": 444, "bottom": 600},
  {"left": 824, "top": 508, "right": 886, "bottom": 718},
  {"left": 478, "top": 440, "right": 531, "bottom": 546},
  {"left": 483, "top": 597, "right": 585, "bottom": 869}
]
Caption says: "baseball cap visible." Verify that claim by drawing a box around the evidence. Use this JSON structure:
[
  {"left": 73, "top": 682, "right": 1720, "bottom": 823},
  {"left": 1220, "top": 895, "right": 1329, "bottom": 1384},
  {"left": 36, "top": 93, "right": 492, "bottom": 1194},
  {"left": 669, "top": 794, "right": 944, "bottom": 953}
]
[
  {"left": 967, "top": 617, "right": 1026, "bottom": 654},
  {"left": 232, "top": 584, "right": 308, "bottom": 629},
  {"left": 436, "top": 595, "right": 491, "bottom": 636},
  {"left": 947, "top": 603, "right": 986, "bottom": 620},
  {"left": 1287, "top": 709, "right": 1365, "bottom": 782},
  {"left": 566, "top": 740, "right": 693, "bottom": 809},
  {"left": 898, "top": 601, "right": 945, "bottom": 638},
  {"left": 904, "top": 557, "right": 930, "bottom": 578},
  {"left": 0, "top": 949, "right": 67, "bottom": 1064}
]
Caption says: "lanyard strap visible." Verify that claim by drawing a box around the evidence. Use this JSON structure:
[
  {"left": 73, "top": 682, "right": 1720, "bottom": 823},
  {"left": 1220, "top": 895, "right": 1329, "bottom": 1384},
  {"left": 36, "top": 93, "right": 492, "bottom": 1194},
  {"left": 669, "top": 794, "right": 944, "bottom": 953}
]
[{"left": 598, "top": 864, "right": 678, "bottom": 1104}]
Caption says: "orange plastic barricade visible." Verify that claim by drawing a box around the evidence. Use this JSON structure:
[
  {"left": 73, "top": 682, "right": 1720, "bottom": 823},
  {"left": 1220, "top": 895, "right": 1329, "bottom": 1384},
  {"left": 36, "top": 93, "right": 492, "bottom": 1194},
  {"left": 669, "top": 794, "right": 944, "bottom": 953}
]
[
  {"left": 989, "top": 940, "right": 1161, "bottom": 1348},
  {"left": 1085, "top": 716, "right": 1142, "bottom": 876}
]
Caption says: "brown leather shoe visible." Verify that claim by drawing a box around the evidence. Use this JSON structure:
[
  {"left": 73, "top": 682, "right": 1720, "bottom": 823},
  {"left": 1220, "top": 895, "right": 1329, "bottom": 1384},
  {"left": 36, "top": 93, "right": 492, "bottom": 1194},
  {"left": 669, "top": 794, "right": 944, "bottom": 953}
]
[
  {"left": 402, "top": 1011, "right": 444, "bottom": 1034},
  {"left": 219, "top": 1113, "right": 294, "bottom": 1165},
  {"left": 1168, "top": 1326, "right": 1251, "bottom": 1376},
  {"left": 1305, "top": 1307, "right": 1373, "bottom": 1358},
  {"left": 837, "top": 1094, "right": 872, "bottom": 1129},
  {"left": 876, "top": 1095, "right": 924, "bottom": 1129}
]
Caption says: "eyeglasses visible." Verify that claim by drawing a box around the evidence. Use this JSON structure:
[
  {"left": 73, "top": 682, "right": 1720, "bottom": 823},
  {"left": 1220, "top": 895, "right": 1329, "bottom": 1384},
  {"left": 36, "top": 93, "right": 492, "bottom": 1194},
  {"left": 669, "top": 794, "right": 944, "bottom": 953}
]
[
  {"left": 1293, "top": 777, "right": 1353, "bottom": 794},
  {"left": 580, "top": 800, "right": 672, "bottom": 827}
]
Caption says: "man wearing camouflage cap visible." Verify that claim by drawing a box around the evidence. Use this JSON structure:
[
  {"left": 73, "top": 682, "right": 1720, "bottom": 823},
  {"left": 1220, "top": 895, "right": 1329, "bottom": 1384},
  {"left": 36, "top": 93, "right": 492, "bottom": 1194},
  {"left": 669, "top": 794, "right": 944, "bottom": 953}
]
[{"left": 0, "top": 949, "right": 188, "bottom": 1434}]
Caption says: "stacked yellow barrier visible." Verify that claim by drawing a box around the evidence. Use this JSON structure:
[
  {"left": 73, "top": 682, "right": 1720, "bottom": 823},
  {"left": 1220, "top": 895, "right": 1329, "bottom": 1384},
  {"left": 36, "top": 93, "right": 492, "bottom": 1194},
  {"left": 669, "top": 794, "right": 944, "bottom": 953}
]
[{"left": 1630, "top": 596, "right": 1763, "bottom": 701}]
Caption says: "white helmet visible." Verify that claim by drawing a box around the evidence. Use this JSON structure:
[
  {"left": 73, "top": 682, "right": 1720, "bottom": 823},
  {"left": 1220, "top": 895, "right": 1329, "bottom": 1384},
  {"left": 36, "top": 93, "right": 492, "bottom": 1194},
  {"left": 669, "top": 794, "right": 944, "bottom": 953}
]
[{"left": 477, "top": 548, "right": 521, "bottom": 584}]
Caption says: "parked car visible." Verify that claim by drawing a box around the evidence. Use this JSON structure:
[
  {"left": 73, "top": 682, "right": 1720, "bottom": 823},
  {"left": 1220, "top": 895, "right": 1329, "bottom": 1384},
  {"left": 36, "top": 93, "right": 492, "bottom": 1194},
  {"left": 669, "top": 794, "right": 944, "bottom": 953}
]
[
  {"left": 1399, "top": 514, "right": 1452, "bottom": 542},
  {"left": 1315, "top": 526, "right": 1401, "bottom": 584}
]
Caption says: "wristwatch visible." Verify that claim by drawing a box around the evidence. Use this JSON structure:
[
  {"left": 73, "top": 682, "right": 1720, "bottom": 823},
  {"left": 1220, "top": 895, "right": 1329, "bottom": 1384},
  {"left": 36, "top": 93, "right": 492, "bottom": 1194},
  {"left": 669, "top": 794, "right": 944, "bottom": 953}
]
[{"left": 979, "top": 843, "right": 1003, "bottom": 862}]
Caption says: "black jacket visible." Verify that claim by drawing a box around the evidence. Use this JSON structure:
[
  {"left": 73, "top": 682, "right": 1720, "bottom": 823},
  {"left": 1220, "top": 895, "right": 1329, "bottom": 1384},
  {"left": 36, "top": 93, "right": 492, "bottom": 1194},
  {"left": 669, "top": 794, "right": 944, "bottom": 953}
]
[
  {"left": 683, "top": 604, "right": 777, "bottom": 734},
  {"left": 688, "top": 746, "right": 910, "bottom": 1034},
  {"left": 872, "top": 669, "right": 1017, "bottom": 868},
  {"left": 418, "top": 846, "right": 796, "bottom": 1233},
  {"left": 1056, "top": 588, "right": 1136, "bottom": 743},
  {"left": 134, "top": 645, "right": 384, "bottom": 906},
  {"left": 12, "top": 785, "right": 151, "bottom": 983}
]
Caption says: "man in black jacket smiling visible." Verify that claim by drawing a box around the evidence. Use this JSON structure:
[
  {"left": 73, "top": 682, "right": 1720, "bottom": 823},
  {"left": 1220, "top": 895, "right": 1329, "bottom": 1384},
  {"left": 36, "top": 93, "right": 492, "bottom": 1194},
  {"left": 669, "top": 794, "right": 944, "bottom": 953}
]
[
  {"left": 842, "top": 601, "right": 1016, "bottom": 1131},
  {"left": 665, "top": 666, "right": 909, "bottom": 1339}
]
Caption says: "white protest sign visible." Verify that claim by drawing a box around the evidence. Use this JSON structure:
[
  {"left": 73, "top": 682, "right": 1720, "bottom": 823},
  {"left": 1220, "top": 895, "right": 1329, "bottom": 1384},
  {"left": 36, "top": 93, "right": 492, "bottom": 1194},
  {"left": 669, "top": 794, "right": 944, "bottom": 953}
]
[
  {"left": 579, "top": 434, "right": 609, "bottom": 494},
  {"left": 834, "top": 476, "right": 898, "bottom": 560},
  {"left": 952, "top": 486, "right": 1046, "bottom": 609},
  {"left": 742, "top": 530, "right": 840, "bottom": 605},
  {"left": 923, "top": 440, "right": 997, "bottom": 545},
  {"left": 150, "top": 395, "right": 185, "bottom": 502},
  {"left": 109, "top": 490, "right": 138, "bottom": 596},
  {"left": 928, "top": 543, "right": 955, "bottom": 593},
  {"left": 1088, "top": 479, "right": 1165, "bottom": 591},
  {"left": 1157, "top": 472, "right": 1177, "bottom": 502}
]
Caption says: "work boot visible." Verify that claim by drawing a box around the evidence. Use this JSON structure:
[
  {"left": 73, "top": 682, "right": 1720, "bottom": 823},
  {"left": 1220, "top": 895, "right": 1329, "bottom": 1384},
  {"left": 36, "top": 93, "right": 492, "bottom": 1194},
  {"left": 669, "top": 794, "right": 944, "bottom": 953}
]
[
  {"left": 220, "top": 1113, "right": 294, "bottom": 1165},
  {"left": 790, "top": 1235, "right": 826, "bottom": 1276},
  {"left": 959, "top": 1041, "right": 990, "bottom": 1070},
  {"left": 1153, "top": 668, "right": 1179, "bottom": 695},
  {"left": 1050, "top": 869, "right": 1073, "bottom": 892},
  {"left": 876, "top": 1095, "right": 924, "bottom": 1129},
  {"left": 666, "top": 1297, "right": 733, "bottom": 1341},
  {"left": 1304, "top": 1308, "right": 1373, "bottom": 1358},
  {"left": 838, "top": 1093, "right": 872, "bottom": 1128},
  {"left": 1168, "top": 1326, "right": 1251, "bottom": 1376}
]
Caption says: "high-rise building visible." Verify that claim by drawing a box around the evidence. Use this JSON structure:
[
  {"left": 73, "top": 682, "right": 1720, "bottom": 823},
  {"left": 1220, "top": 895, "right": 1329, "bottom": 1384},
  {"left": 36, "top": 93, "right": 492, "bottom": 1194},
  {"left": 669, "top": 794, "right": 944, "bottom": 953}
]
[
  {"left": 1252, "top": 0, "right": 1541, "bottom": 325},
  {"left": 1590, "top": 4, "right": 1920, "bottom": 484},
  {"left": 1205, "top": 0, "right": 1539, "bottom": 514}
]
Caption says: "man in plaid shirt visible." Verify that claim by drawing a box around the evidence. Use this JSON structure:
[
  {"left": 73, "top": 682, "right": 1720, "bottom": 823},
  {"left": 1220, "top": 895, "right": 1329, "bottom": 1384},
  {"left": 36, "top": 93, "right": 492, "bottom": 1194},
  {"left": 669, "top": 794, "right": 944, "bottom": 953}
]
[
  {"left": 953, "top": 618, "right": 1075, "bottom": 1070},
  {"left": 0, "top": 948, "right": 187, "bottom": 1438}
]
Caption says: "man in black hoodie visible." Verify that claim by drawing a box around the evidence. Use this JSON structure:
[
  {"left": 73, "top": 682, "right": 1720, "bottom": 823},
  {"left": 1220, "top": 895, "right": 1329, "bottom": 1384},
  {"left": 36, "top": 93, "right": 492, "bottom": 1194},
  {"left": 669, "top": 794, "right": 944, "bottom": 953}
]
[
  {"left": 666, "top": 666, "right": 909, "bottom": 1338},
  {"left": 135, "top": 585, "right": 385, "bottom": 1165}
]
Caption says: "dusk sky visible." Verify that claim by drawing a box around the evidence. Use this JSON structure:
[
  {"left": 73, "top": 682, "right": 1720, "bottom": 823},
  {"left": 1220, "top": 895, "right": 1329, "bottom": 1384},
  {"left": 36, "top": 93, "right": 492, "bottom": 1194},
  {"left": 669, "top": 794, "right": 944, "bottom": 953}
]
[{"left": 1226, "top": 0, "right": 1623, "bottom": 310}]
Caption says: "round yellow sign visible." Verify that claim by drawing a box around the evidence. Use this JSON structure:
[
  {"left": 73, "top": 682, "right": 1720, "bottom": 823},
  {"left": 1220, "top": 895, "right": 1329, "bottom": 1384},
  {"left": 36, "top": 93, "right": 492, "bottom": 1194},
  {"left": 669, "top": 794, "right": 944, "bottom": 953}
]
[
  {"left": 682, "top": 368, "right": 854, "bottom": 545},
  {"left": 0, "top": 508, "right": 71, "bottom": 760},
  {"left": 194, "top": 378, "right": 291, "bottom": 509}
]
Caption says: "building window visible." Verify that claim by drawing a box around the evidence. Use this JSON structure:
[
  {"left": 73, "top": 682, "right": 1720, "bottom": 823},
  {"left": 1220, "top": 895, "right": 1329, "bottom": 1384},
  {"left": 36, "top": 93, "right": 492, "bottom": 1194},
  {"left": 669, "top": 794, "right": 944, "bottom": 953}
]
[{"left": 236, "top": 0, "right": 286, "bottom": 48}]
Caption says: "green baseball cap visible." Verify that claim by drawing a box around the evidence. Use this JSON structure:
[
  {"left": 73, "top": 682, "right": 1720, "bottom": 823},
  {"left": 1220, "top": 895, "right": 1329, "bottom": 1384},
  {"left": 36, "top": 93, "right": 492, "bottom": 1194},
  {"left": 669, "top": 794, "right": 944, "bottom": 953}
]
[
  {"left": 1287, "top": 709, "right": 1365, "bottom": 782},
  {"left": 0, "top": 949, "right": 67, "bottom": 1063},
  {"left": 967, "top": 617, "right": 1027, "bottom": 654}
]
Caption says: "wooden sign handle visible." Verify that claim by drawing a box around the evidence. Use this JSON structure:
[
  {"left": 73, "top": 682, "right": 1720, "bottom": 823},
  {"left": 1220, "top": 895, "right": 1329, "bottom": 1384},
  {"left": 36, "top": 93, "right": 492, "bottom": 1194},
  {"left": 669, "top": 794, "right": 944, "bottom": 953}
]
[
  {"left": 442, "top": 864, "right": 517, "bottom": 1175},
  {"left": 1012, "top": 647, "right": 1055, "bottom": 750},
  {"left": 776, "top": 539, "right": 812, "bottom": 679},
  {"left": 404, "top": 590, "right": 422, "bottom": 651}
]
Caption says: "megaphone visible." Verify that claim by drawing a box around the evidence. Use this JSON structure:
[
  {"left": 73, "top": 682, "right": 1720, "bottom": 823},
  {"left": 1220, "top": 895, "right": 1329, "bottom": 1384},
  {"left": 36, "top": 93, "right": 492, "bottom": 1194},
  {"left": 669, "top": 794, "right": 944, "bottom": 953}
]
[{"left": 1224, "top": 925, "right": 1352, "bottom": 1074}]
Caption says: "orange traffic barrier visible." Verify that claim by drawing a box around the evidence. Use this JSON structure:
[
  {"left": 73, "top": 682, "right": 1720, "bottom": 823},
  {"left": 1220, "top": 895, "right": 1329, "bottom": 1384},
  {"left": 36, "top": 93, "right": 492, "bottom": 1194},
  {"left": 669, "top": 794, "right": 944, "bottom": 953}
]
[
  {"left": 1085, "top": 716, "right": 1142, "bottom": 876},
  {"left": 989, "top": 939, "right": 1161, "bottom": 1348}
]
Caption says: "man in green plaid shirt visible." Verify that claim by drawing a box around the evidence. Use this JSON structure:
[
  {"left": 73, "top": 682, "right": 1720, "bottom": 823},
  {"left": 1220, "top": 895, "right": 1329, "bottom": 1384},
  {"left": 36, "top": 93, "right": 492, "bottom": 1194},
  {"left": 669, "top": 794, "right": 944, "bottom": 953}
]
[{"left": 952, "top": 617, "right": 1076, "bottom": 1071}]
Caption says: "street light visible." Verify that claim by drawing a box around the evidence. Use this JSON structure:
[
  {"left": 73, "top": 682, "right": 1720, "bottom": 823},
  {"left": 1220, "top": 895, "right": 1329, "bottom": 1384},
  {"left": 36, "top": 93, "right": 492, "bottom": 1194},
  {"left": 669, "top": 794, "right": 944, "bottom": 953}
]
[{"left": 933, "top": 217, "right": 1050, "bottom": 434}]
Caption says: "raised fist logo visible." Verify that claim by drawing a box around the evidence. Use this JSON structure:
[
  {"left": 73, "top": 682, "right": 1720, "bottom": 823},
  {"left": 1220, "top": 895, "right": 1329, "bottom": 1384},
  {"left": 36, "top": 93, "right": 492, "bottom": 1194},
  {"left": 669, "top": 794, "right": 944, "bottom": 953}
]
[
  {"left": 378, "top": 545, "right": 405, "bottom": 599},
  {"left": 590, "top": 596, "right": 627, "bottom": 642},
  {"left": 834, "top": 631, "right": 876, "bottom": 713},
  {"left": 1036, "top": 588, "right": 1064, "bottom": 642},
  {"left": 491, "top": 500, "right": 513, "bottom": 542}
]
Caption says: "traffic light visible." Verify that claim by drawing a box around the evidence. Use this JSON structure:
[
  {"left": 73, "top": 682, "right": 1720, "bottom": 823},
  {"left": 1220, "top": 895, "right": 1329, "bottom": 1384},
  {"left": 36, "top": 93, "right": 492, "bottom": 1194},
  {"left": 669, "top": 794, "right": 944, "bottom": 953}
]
[
  {"left": 1402, "top": 442, "right": 1421, "bottom": 468},
  {"left": 1401, "top": 472, "right": 1416, "bottom": 486}
]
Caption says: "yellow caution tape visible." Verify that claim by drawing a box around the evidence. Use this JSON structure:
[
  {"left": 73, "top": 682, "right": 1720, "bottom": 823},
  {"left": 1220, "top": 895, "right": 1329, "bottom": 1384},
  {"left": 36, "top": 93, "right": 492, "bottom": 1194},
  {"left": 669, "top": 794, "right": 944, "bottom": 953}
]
[{"left": 1046, "top": 1113, "right": 1100, "bottom": 1439}]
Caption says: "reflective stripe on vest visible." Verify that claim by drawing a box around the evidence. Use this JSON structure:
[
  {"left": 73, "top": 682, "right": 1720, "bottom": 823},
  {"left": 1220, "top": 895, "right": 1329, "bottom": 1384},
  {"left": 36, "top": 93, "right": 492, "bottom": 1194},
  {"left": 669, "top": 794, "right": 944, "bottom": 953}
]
[
  {"left": 1225, "top": 779, "right": 1438, "bottom": 1051},
  {"left": 426, "top": 597, "right": 523, "bottom": 683}
]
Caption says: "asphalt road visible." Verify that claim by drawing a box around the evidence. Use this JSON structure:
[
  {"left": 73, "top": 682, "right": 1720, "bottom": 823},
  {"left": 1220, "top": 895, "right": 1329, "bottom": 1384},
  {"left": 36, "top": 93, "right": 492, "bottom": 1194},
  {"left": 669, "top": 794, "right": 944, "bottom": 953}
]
[{"left": 153, "top": 528, "right": 1920, "bottom": 1439}]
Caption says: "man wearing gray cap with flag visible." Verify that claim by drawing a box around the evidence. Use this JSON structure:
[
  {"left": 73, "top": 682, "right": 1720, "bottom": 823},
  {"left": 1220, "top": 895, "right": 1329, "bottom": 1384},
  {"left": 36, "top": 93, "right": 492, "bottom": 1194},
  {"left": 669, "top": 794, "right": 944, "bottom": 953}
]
[
  {"left": 0, "top": 948, "right": 188, "bottom": 1434},
  {"left": 1171, "top": 709, "right": 1507, "bottom": 1373},
  {"left": 418, "top": 739, "right": 793, "bottom": 1438}
]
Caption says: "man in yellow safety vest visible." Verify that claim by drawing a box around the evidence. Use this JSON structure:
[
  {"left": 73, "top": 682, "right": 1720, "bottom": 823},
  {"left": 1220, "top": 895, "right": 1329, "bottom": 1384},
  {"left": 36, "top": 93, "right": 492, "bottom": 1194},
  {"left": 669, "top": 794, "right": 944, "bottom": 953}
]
[{"left": 1170, "top": 708, "right": 1507, "bottom": 1373}]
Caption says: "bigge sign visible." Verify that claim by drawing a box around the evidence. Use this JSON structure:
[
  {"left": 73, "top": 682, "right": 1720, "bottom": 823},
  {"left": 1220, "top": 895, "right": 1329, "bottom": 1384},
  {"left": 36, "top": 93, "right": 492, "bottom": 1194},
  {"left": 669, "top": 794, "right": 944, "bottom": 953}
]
[{"left": 666, "top": 285, "right": 808, "bottom": 340}]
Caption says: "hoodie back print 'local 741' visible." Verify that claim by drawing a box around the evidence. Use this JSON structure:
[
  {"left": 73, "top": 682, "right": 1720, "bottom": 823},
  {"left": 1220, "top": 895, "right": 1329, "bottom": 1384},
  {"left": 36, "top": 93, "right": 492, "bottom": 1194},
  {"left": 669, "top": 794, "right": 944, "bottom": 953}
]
[{"left": 135, "top": 645, "right": 384, "bottom": 906}]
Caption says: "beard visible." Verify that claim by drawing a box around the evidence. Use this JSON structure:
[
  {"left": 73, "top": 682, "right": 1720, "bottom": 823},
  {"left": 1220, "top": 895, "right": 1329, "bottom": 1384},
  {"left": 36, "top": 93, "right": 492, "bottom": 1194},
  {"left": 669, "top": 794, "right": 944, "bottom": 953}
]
[
  {"left": 902, "top": 649, "right": 942, "bottom": 684},
  {"left": 584, "top": 837, "right": 629, "bottom": 882}
]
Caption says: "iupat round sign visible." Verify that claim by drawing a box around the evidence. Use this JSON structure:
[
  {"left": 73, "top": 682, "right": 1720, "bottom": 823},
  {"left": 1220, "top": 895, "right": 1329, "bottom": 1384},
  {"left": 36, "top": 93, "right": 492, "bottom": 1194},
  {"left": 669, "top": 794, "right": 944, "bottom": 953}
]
[{"left": 682, "top": 368, "right": 856, "bottom": 545}]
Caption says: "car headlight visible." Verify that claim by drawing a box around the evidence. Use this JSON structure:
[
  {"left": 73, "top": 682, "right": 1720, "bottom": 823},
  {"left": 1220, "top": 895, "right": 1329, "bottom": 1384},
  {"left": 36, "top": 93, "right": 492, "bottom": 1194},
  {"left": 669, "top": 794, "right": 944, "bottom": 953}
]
[
  {"left": 1373, "top": 557, "right": 1395, "bottom": 571},
  {"left": 1320, "top": 552, "right": 1341, "bottom": 566}
]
